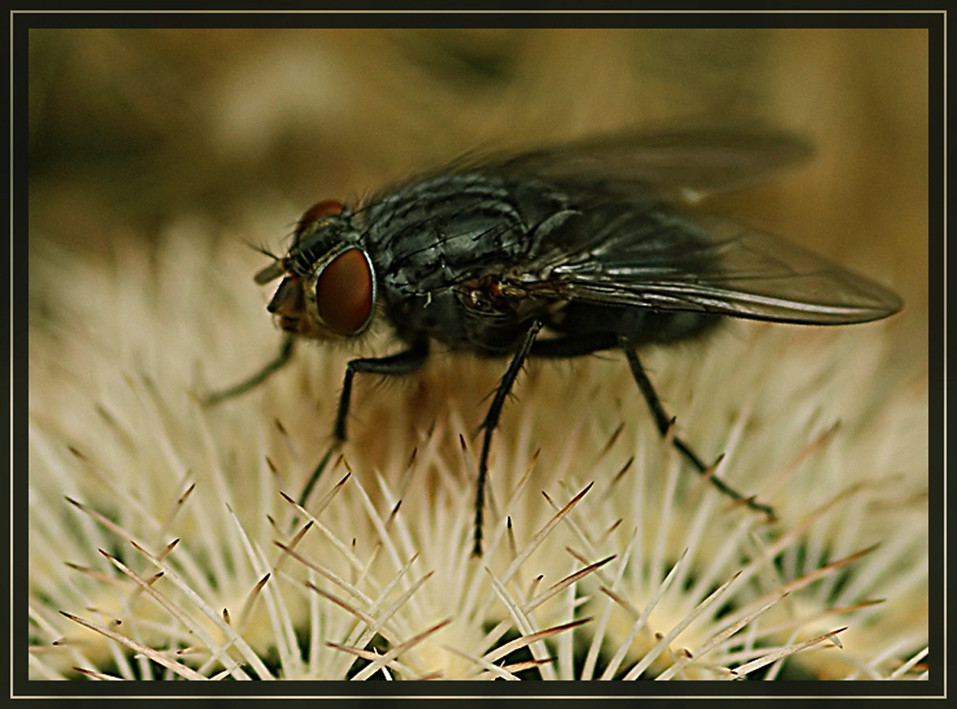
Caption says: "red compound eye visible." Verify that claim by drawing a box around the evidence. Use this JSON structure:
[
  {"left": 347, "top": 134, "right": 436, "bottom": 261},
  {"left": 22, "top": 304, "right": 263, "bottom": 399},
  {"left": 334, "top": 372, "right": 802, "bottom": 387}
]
[
  {"left": 315, "top": 248, "right": 373, "bottom": 336},
  {"left": 295, "top": 199, "right": 345, "bottom": 239}
]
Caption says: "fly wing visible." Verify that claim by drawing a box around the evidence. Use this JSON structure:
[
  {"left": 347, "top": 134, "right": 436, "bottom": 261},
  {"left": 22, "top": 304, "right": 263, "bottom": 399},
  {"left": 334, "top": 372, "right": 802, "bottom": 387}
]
[
  {"left": 509, "top": 206, "right": 903, "bottom": 326},
  {"left": 487, "top": 126, "right": 814, "bottom": 202}
]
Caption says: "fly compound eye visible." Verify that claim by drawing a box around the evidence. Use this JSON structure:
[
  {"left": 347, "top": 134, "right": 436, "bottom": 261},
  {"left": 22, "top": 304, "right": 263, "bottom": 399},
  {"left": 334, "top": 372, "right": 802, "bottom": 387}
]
[
  {"left": 315, "top": 248, "right": 374, "bottom": 336},
  {"left": 295, "top": 199, "right": 346, "bottom": 240}
]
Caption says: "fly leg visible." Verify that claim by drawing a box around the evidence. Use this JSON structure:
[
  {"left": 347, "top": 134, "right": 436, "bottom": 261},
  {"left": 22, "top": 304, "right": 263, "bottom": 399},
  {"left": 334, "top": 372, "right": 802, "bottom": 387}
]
[
  {"left": 531, "top": 333, "right": 775, "bottom": 520},
  {"left": 297, "top": 340, "right": 430, "bottom": 508},
  {"left": 473, "top": 320, "right": 544, "bottom": 556},
  {"left": 202, "top": 334, "right": 295, "bottom": 405},
  {"left": 621, "top": 341, "right": 775, "bottom": 520}
]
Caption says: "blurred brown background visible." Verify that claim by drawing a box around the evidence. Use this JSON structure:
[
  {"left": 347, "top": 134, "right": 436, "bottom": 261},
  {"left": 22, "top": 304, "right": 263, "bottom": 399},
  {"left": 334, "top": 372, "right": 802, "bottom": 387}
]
[{"left": 28, "top": 27, "right": 928, "bottom": 344}]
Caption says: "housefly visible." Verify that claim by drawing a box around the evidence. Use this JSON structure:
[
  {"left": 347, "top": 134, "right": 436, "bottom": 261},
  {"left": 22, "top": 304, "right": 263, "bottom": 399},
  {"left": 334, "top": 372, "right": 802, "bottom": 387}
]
[{"left": 206, "top": 127, "right": 903, "bottom": 556}]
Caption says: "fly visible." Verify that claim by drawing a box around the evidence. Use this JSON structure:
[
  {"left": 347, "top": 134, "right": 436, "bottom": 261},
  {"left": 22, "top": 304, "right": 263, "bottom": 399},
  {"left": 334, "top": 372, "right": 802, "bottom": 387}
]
[{"left": 205, "top": 127, "right": 903, "bottom": 556}]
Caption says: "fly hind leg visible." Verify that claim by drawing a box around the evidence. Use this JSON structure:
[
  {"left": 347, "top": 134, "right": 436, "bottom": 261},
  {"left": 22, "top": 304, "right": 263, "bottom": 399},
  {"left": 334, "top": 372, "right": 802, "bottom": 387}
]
[
  {"left": 620, "top": 340, "right": 775, "bottom": 520},
  {"left": 531, "top": 332, "right": 775, "bottom": 521}
]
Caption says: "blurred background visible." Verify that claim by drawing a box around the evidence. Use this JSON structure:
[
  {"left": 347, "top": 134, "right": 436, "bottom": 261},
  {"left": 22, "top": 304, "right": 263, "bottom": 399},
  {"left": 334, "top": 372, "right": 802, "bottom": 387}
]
[{"left": 28, "top": 27, "right": 928, "bottom": 332}]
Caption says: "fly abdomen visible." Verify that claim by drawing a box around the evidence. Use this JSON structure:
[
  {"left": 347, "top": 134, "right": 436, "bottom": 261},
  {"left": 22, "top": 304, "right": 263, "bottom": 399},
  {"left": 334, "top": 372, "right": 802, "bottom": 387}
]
[{"left": 549, "top": 301, "right": 723, "bottom": 346}]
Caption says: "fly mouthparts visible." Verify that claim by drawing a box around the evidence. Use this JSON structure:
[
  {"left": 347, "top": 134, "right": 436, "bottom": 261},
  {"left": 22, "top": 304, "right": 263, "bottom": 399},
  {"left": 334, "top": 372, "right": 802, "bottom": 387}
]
[{"left": 266, "top": 276, "right": 304, "bottom": 317}]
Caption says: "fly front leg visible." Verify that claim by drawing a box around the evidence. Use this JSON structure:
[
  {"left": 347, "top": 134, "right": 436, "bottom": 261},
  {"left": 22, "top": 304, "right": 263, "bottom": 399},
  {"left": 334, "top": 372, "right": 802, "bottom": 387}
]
[
  {"left": 621, "top": 341, "right": 775, "bottom": 520},
  {"left": 297, "top": 339, "right": 430, "bottom": 507},
  {"left": 473, "top": 320, "right": 544, "bottom": 557},
  {"left": 202, "top": 334, "right": 296, "bottom": 405}
]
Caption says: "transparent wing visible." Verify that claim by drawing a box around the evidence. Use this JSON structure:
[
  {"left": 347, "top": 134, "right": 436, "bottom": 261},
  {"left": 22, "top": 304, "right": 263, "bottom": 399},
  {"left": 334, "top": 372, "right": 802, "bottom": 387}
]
[
  {"left": 485, "top": 126, "right": 814, "bottom": 202},
  {"left": 509, "top": 209, "right": 902, "bottom": 326}
]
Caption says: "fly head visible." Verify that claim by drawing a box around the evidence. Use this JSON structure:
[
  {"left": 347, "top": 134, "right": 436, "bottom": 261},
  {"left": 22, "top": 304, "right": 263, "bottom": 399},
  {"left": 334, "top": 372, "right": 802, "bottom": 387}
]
[{"left": 254, "top": 199, "right": 378, "bottom": 340}]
